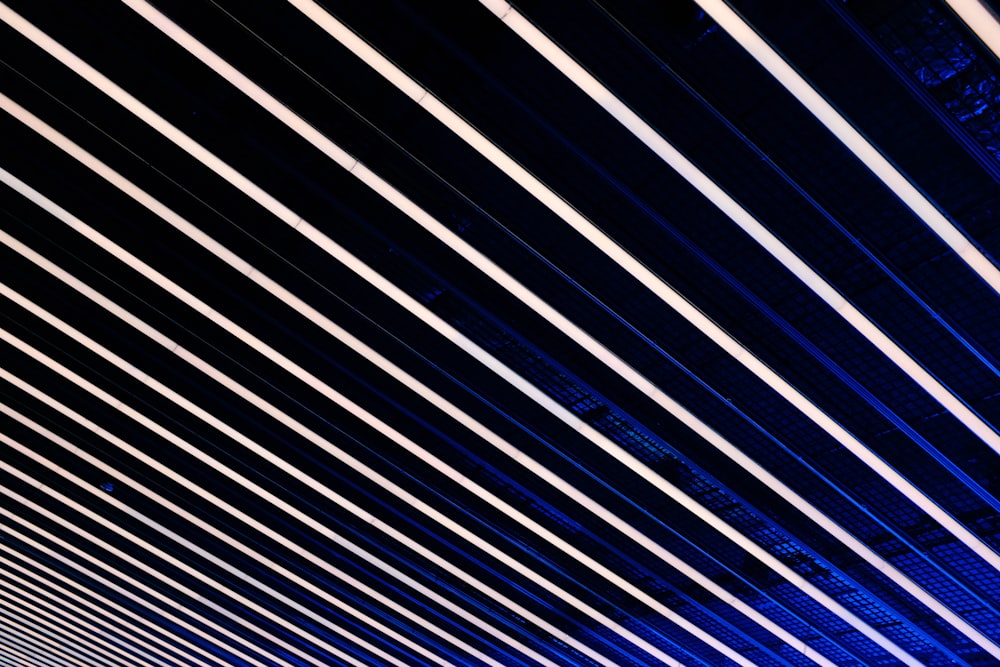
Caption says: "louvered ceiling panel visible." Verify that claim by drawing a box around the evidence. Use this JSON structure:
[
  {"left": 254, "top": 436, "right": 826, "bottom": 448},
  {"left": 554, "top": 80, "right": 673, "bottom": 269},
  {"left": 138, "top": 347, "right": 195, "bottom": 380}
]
[{"left": 2, "top": 1, "right": 1000, "bottom": 666}]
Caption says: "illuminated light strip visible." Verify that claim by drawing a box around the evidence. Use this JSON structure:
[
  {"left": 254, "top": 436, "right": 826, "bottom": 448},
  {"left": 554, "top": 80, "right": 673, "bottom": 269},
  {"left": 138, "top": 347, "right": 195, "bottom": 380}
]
[
  {"left": 0, "top": 431, "right": 444, "bottom": 667},
  {"left": 0, "top": 647, "right": 28, "bottom": 667},
  {"left": 944, "top": 0, "right": 1000, "bottom": 63},
  {"left": 0, "top": 550, "right": 225, "bottom": 667},
  {"left": 694, "top": 1, "right": 1000, "bottom": 292},
  {"left": 269, "top": 0, "right": 1000, "bottom": 611},
  {"left": 0, "top": 512, "right": 294, "bottom": 667},
  {"left": 95, "top": 6, "right": 986, "bottom": 662},
  {"left": 0, "top": 591, "right": 156, "bottom": 667},
  {"left": 0, "top": 82, "right": 984, "bottom": 664},
  {"left": 0, "top": 569, "right": 189, "bottom": 667},
  {"left": 0, "top": 622, "right": 85, "bottom": 667},
  {"left": 0, "top": 415, "right": 531, "bottom": 667},
  {"left": 0, "top": 251, "right": 692, "bottom": 667},
  {"left": 107, "top": 4, "right": 1000, "bottom": 658},
  {"left": 0, "top": 125, "right": 828, "bottom": 667},
  {"left": 0, "top": 397, "right": 508, "bottom": 667},
  {"left": 0, "top": 600, "right": 139, "bottom": 667},
  {"left": 0, "top": 13, "right": 921, "bottom": 663},
  {"left": 0, "top": 126, "right": 827, "bottom": 667},
  {"left": 0, "top": 438, "right": 428, "bottom": 667},
  {"left": 0, "top": 613, "right": 102, "bottom": 667},
  {"left": 0, "top": 314, "right": 605, "bottom": 667},
  {"left": 0, "top": 200, "right": 651, "bottom": 667},
  {"left": 0, "top": 166, "right": 867, "bottom": 667},
  {"left": 478, "top": 1, "right": 1000, "bottom": 456},
  {"left": 0, "top": 603, "right": 135, "bottom": 667},
  {"left": 286, "top": 0, "right": 1000, "bottom": 580},
  {"left": 0, "top": 468, "right": 391, "bottom": 667},
  {"left": 0, "top": 630, "right": 77, "bottom": 667}
]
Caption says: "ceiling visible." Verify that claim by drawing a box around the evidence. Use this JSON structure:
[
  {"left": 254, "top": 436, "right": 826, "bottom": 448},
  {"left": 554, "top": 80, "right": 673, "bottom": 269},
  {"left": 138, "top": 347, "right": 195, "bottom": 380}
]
[{"left": 3, "top": 1, "right": 1000, "bottom": 665}]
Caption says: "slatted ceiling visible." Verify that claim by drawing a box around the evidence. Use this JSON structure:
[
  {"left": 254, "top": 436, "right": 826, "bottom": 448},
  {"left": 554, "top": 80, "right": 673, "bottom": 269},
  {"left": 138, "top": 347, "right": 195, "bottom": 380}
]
[
  {"left": 556, "top": 0, "right": 1000, "bottom": 446},
  {"left": 1, "top": 1, "right": 991, "bottom": 664}
]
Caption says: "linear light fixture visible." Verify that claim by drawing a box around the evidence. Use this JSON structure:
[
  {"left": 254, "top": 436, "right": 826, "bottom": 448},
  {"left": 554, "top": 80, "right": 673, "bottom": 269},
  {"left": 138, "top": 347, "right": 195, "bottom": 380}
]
[
  {"left": 0, "top": 226, "right": 671, "bottom": 666},
  {"left": 944, "top": 0, "right": 1000, "bottom": 63},
  {"left": 0, "top": 112, "right": 892, "bottom": 665},
  {"left": 0, "top": 430, "right": 430, "bottom": 667},
  {"left": 0, "top": 324, "right": 580, "bottom": 667},
  {"left": 0, "top": 138, "right": 840, "bottom": 665},
  {"left": 477, "top": 0, "right": 1000, "bottom": 456},
  {"left": 0, "top": 468, "right": 350, "bottom": 667},
  {"left": 106, "top": 3, "right": 1000, "bottom": 658},
  {"left": 0, "top": 547, "right": 235, "bottom": 667},
  {"left": 105, "top": 3, "right": 1000, "bottom": 659},
  {"left": 0, "top": 571, "right": 188, "bottom": 667},
  {"left": 0, "top": 604, "right": 130, "bottom": 667},
  {"left": 693, "top": 0, "right": 1000, "bottom": 297},
  {"left": 0, "top": 379, "right": 522, "bottom": 667},
  {"left": 0, "top": 232, "right": 707, "bottom": 666},
  {"left": 0, "top": 599, "right": 140, "bottom": 667},
  {"left": 0, "top": 613, "right": 102, "bottom": 667},
  {"left": 0, "top": 519, "right": 279, "bottom": 667},
  {"left": 0, "top": 11, "right": 941, "bottom": 662},
  {"left": 0, "top": 405, "right": 462, "bottom": 667},
  {"left": 0, "top": 631, "right": 74, "bottom": 667},
  {"left": 281, "top": 0, "right": 1000, "bottom": 578}
]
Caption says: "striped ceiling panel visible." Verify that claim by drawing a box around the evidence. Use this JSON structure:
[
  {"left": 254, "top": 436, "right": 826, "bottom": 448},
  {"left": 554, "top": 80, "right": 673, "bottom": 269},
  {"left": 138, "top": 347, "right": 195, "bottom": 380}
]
[{"left": 3, "top": 1, "right": 1000, "bottom": 665}]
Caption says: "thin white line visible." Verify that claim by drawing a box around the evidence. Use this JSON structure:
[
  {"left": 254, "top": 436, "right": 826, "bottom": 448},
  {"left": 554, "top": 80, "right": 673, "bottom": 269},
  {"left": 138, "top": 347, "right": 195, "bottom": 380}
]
[
  {"left": 0, "top": 320, "right": 592, "bottom": 667},
  {"left": 0, "top": 550, "right": 224, "bottom": 667},
  {"left": 0, "top": 568, "right": 190, "bottom": 667},
  {"left": 0, "top": 614, "right": 102, "bottom": 667},
  {"left": 0, "top": 515, "right": 288, "bottom": 667},
  {"left": 293, "top": 0, "right": 1000, "bottom": 587},
  {"left": 0, "top": 624, "right": 86, "bottom": 667},
  {"left": 104, "top": 1, "right": 998, "bottom": 656},
  {"left": 0, "top": 632, "right": 78, "bottom": 667},
  {"left": 0, "top": 254, "right": 686, "bottom": 666},
  {"left": 285, "top": 0, "right": 1000, "bottom": 584},
  {"left": 0, "top": 6, "right": 922, "bottom": 659},
  {"left": 944, "top": 0, "right": 1000, "bottom": 63},
  {"left": 0, "top": 606, "right": 128, "bottom": 667},
  {"left": 477, "top": 1, "right": 1000, "bottom": 456},
  {"left": 692, "top": 0, "right": 1000, "bottom": 299},
  {"left": 0, "top": 430, "right": 420, "bottom": 667},
  {"left": 0, "top": 397, "right": 501, "bottom": 667},
  {"left": 278, "top": 3, "right": 1000, "bottom": 654},
  {"left": 0, "top": 115, "right": 823, "bottom": 663}
]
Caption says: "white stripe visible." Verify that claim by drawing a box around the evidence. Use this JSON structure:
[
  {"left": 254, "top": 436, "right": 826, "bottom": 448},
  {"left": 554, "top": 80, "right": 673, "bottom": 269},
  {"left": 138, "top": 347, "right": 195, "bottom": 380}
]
[
  {"left": 106, "top": 1, "right": 1000, "bottom": 657},
  {"left": 478, "top": 0, "right": 1000, "bottom": 457},
  {"left": 277, "top": 0, "right": 1000, "bottom": 597},
  {"left": 0, "top": 613, "right": 104, "bottom": 667},
  {"left": 0, "top": 549, "right": 225, "bottom": 667},
  {"left": 0, "top": 7, "right": 923, "bottom": 659},
  {"left": 0, "top": 397, "right": 506, "bottom": 667},
  {"left": 282, "top": 0, "right": 1000, "bottom": 644},
  {"left": 0, "top": 111, "right": 825, "bottom": 663},
  {"left": 0, "top": 567, "right": 192, "bottom": 667},
  {"left": 0, "top": 605, "right": 132, "bottom": 667},
  {"left": 0, "top": 632, "right": 78, "bottom": 667},
  {"left": 944, "top": 0, "right": 1000, "bottom": 63},
  {"left": 0, "top": 318, "right": 592, "bottom": 667},
  {"left": 0, "top": 249, "right": 689, "bottom": 666},
  {"left": 0, "top": 624, "right": 86, "bottom": 667},
  {"left": 0, "top": 432, "right": 437, "bottom": 667},
  {"left": 0, "top": 517, "right": 287, "bottom": 667},
  {"left": 0, "top": 475, "right": 332, "bottom": 667},
  {"left": 284, "top": 0, "right": 1000, "bottom": 593},
  {"left": 692, "top": 0, "right": 1000, "bottom": 300}
]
